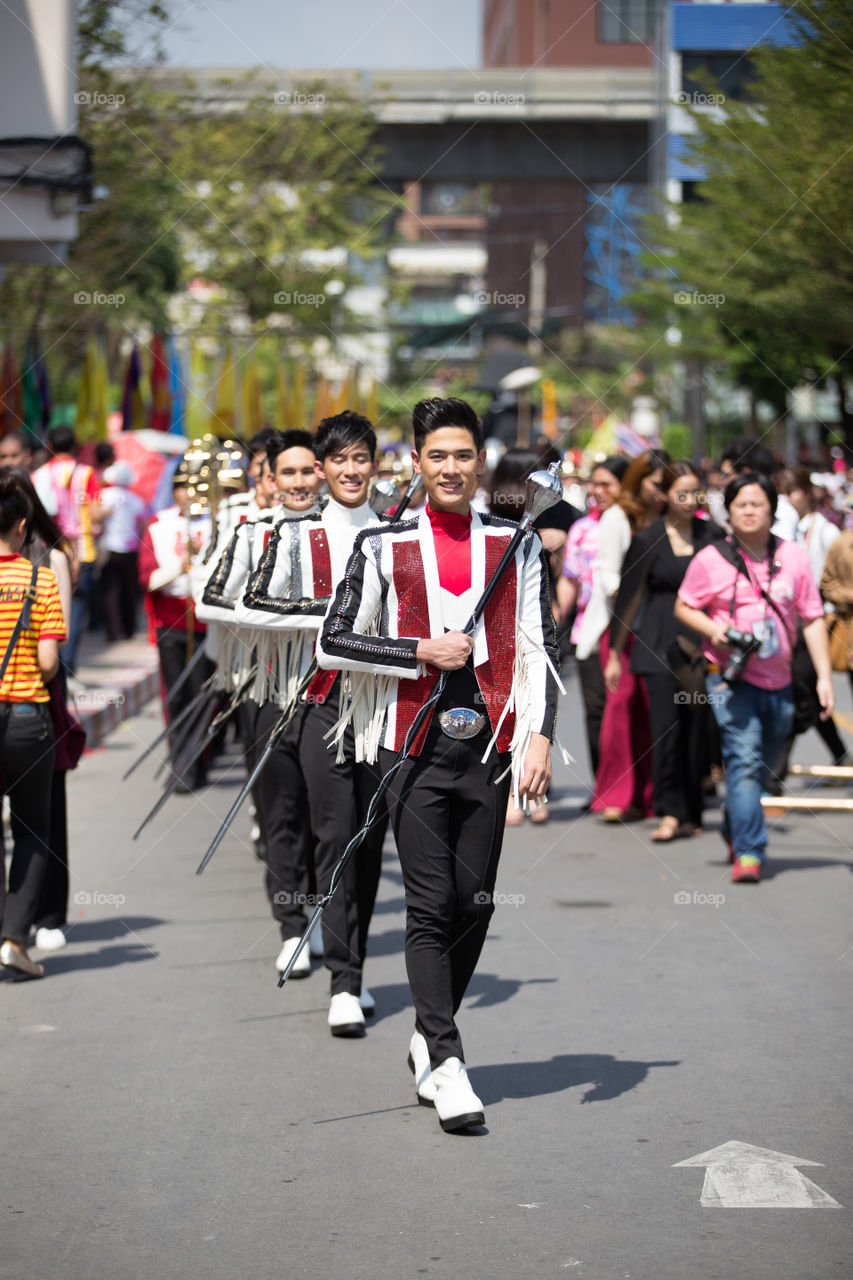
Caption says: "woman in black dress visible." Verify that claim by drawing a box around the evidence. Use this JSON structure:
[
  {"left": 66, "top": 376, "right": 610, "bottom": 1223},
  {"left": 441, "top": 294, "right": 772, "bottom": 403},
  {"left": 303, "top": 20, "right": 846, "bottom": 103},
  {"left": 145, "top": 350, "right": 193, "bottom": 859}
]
[{"left": 603, "top": 461, "right": 725, "bottom": 841}]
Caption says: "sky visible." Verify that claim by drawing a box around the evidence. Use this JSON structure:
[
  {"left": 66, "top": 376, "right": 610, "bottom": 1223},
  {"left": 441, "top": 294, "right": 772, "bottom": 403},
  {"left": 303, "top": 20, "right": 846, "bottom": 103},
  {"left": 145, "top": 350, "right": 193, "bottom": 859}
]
[{"left": 130, "top": 0, "right": 483, "bottom": 70}]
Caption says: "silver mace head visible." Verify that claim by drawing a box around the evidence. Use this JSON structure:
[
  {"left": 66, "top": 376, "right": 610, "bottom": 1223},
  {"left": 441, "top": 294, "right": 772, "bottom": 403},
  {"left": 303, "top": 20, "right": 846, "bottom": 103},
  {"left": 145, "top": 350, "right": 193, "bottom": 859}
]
[
  {"left": 521, "top": 459, "right": 564, "bottom": 528},
  {"left": 369, "top": 477, "right": 399, "bottom": 513}
]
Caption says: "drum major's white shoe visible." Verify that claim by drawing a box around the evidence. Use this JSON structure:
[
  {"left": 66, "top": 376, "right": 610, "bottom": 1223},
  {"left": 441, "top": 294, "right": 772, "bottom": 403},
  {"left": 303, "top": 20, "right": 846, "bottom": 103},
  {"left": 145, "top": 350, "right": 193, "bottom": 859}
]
[
  {"left": 407, "top": 1031, "right": 436, "bottom": 1106},
  {"left": 431, "top": 1057, "right": 485, "bottom": 1132},
  {"left": 275, "top": 936, "right": 311, "bottom": 977},
  {"left": 328, "top": 992, "right": 366, "bottom": 1038}
]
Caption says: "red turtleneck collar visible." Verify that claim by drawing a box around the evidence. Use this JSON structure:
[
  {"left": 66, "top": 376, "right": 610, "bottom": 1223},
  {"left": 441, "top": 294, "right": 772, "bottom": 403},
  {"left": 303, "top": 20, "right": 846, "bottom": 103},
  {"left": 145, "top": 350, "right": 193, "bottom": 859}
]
[{"left": 426, "top": 503, "right": 472, "bottom": 595}]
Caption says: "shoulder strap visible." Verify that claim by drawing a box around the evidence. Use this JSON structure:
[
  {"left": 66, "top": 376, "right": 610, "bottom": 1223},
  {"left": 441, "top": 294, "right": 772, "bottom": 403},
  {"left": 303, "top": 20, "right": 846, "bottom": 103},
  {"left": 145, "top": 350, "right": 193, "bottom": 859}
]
[
  {"left": 0, "top": 563, "right": 39, "bottom": 685},
  {"left": 716, "top": 535, "right": 796, "bottom": 645}
]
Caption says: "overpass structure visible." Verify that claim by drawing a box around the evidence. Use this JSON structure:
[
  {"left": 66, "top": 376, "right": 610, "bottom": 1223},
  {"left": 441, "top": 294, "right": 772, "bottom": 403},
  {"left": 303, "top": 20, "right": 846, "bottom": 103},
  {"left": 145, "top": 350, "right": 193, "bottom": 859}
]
[{"left": 142, "top": 66, "right": 656, "bottom": 185}]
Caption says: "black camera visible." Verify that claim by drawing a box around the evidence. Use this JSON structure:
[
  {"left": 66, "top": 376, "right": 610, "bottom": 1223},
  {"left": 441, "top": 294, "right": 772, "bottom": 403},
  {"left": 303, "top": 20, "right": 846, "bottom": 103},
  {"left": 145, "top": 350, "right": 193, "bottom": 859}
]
[{"left": 721, "top": 626, "right": 762, "bottom": 684}]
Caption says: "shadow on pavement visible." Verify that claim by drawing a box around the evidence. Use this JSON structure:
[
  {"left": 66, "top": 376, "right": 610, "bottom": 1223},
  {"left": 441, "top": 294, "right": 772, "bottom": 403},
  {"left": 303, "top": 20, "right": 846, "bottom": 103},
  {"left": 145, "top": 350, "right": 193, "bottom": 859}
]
[
  {"left": 368, "top": 972, "right": 558, "bottom": 1024},
  {"left": 760, "top": 855, "right": 853, "bottom": 879},
  {"left": 63, "top": 915, "right": 164, "bottom": 943},
  {"left": 35, "top": 943, "right": 158, "bottom": 975},
  {"left": 475, "top": 1052, "right": 680, "bottom": 1105}
]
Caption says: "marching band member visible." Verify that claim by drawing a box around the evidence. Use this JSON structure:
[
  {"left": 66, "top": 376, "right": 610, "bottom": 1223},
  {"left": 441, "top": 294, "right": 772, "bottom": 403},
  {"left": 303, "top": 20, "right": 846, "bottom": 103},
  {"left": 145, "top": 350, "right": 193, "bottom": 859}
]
[
  {"left": 234, "top": 413, "right": 384, "bottom": 1037},
  {"left": 138, "top": 457, "right": 213, "bottom": 791},
  {"left": 317, "top": 398, "right": 559, "bottom": 1131}
]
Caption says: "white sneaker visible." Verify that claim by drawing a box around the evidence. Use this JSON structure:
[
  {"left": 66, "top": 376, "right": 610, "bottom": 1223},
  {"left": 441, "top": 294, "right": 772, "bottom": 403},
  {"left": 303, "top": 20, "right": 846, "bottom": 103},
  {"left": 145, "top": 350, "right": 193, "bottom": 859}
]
[
  {"left": 407, "top": 1031, "right": 436, "bottom": 1106},
  {"left": 35, "top": 927, "right": 67, "bottom": 952},
  {"left": 359, "top": 984, "right": 375, "bottom": 1016},
  {"left": 308, "top": 921, "right": 324, "bottom": 958},
  {"left": 275, "top": 936, "right": 311, "bottom": 977},
  {"left": 327, "top": 992, "right": 365, "bottom": 1038},
  {"left": 432, "top": 1057, "right": 485, "bottom": 1132}
]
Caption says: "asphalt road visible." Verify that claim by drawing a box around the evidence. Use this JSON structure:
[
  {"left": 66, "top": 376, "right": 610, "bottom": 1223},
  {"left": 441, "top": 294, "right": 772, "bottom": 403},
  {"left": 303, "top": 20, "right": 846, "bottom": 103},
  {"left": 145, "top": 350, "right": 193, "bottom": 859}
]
[{"left": 1, "top": 670, "right": 851, "bottom": 1280}]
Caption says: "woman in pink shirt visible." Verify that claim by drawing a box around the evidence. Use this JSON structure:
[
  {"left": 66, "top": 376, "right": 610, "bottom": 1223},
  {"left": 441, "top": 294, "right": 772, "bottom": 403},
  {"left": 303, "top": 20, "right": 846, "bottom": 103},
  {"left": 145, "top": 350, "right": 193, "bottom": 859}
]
[{"left": 676, "top": 472, "right": 833, "bottom": 883}]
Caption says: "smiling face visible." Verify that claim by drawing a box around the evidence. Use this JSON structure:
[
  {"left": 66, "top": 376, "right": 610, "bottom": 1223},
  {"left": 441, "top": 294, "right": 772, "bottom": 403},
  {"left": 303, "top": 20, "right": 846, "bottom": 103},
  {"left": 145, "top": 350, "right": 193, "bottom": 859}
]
[
  {"left": 589, "top": 466, "right": 621, "bottom": 513},
  {"left": 317, "top": 439, "right": 375, "bottom": 508},
  {"left": 729, "top": 483, "right": 773, "bottom": 538},
  {"left": 275, "top": 446, "right": 321, "bottom": 512},
  {"left": 412, "top": 426, "right": 485, "bottom": 515}
]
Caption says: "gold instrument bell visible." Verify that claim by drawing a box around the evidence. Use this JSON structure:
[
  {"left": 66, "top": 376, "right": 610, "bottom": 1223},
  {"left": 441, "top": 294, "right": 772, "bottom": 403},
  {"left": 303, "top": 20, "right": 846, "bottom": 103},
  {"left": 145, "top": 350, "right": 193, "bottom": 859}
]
[
  {"left": 178, "top": 434, "right": 218, "bottom": 516},
  {"left": 215, "top": 439, "right": 248, "bottom": 493}
]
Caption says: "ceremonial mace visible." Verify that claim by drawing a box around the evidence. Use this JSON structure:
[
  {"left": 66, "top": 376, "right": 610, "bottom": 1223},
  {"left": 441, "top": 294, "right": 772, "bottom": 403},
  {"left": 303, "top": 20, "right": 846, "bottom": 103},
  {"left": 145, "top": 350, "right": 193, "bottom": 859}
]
[{"left": 276, "top": 460, "right": 564, "bottom": 986}]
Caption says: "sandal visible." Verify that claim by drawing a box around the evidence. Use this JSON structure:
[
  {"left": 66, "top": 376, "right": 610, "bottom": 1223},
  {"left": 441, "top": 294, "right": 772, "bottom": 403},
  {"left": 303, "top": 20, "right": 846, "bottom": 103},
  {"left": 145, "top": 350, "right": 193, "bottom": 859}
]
[{"left": 651, "top": 816, "right": 681, "bottom": 842}]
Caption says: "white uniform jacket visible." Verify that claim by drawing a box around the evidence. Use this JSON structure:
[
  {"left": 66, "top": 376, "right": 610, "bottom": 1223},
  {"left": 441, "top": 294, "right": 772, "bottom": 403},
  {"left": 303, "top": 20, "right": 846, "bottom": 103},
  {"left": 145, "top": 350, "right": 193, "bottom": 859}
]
[{"left": 316, "top": 509, "right": 560, "bottom": 766}]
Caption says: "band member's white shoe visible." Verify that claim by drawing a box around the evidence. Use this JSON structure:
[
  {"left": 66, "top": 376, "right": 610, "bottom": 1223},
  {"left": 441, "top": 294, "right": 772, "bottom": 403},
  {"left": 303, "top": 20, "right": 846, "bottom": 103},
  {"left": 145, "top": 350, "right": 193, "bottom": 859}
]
[
  {"left": 359, "top": 985, "right": 375, "bottom": 1016},
  {"left": 407, "top": 1031, "right": 436, "bottom": 1106},
  {"left": 275, "top": 936, "right": 311, "bottom": 977},
  {"left": 308, "top": 922, "right": 324, "bottom": 959},
  {"left": 431, "top": 1058, "right": 485, "bottom": 1132},
  {"left": 328, "top": 992, "right": 366, "bottom": 1038}
]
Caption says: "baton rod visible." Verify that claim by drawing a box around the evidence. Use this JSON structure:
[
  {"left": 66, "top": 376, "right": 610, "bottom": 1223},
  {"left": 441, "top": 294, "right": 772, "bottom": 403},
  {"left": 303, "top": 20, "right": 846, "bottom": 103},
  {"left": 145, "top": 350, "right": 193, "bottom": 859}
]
[
  {"left": 194, "top": 659, "right": 319, "bottom": 875},
  {"left": 132, "top": 689, "right": 222, "bottom": 840},
  {"left": 123, "top": 672, "right": 216, "bottom": 780}
]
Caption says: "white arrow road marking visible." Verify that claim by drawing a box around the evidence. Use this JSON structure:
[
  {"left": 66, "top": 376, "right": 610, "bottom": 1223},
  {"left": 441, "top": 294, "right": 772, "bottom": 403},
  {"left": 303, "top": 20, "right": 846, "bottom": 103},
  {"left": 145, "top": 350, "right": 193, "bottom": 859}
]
[{"left": 674, "top": 1141, "right": 841, "bottom": 1208}]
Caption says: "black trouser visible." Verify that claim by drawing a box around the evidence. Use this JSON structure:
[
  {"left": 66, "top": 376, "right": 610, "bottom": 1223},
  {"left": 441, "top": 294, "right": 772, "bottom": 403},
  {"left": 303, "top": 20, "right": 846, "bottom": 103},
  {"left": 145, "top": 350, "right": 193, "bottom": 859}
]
[
  {"left": 33, "top": 767, "right": 68, "bottom": 930},
  {"left": 251, "top": 698, "right": 313, "bottom": 919},
  {"left": 101, "top": 551, "right": 139, "bottom": 641},
  {"left": 156, "top": 627, "right": 214, "bottom": 780},
  {"left": 258, "top": 686, "right": 362, "bottom": 997},
  {"left": 576, "top": 652, "right": 606, "bottom": 779},
  {"left": 0, "top": 703, "right": 55, "bottom": 945},
  {"left": 381, "top": 725, "right": 512, "bottom": 1068},
  {"left": 645, "top": 670, "right": 706, "bottom": 827}
]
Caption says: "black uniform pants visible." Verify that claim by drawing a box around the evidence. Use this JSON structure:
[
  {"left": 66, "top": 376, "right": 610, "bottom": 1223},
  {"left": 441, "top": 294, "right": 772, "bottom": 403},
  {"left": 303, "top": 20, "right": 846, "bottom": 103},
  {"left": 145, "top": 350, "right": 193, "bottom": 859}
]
[
  {"left": 0, "top": 703, "right": 55, "bottom": 945},
  {"left": 101, "top": 551, "right": 139, "bottom": 641},
  {"left": 380, "top": 725, "right": 512, "bottom": 1067},
  {"left": 576, "top": 652, "right": 607, "bottom": 779},
  {"left": 258, "top": 690, "right": 362, "bottom": 997},
  {"left": 156, "top": 627, "right": 214, "bottom": 778}
]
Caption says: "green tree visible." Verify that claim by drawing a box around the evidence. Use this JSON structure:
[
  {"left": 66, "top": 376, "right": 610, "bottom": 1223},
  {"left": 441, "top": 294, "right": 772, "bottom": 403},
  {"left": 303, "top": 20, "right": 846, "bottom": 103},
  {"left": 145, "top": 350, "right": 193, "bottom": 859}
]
[{"left": 643, "top": 0, "right": 853, "bottom": 443}]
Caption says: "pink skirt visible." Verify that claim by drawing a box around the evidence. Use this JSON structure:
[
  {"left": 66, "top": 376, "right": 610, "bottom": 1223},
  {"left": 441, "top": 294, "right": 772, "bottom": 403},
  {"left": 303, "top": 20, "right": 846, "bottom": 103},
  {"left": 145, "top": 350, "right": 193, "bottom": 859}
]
[{"left": 591, "top": 634, "right": 654, "bottom": 815}]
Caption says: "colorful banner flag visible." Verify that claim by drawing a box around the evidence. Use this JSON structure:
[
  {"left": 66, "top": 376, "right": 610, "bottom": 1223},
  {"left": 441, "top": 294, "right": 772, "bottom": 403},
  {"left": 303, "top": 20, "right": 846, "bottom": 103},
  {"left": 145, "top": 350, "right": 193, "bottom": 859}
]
[
  {"left": 541, "top": 378, "right": 558, "bottom": 438},
  {"left": 121, "top": 345, "right": 149, "bottom": 431},
  {"left": 168, "top": 337, "right": 185, "bottom": 434},
  {"left": 22, "top": 345, "right": 49, "bottom": 444},
  {"left": 149, "top": 333, "right": 171, "bottom": 432},
  {"left": 242, "top": 352, "right": 263, "bottom": 437},
  {"left": 277, "top": 360, "right": 290, "bottom": 428},
  {"left": 211, "top": 344, "right": 239, "bottom": 438},
  {"left": 185, "top": 342, "right": 209, "bottom": 440},
  {"left": 0, "top": 345, "right": 23, "bottom": 435},
  {"left": 76, "top": 336, "right": 109, "bottom": 443},
  {"left": 313, "top": 375, "right": 331, "bottom": 425}
]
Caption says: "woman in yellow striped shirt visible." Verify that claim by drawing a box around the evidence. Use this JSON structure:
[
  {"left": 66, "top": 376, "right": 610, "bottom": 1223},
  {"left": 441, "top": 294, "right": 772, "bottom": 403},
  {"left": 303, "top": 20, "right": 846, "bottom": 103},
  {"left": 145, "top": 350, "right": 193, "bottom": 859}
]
[{"left": 0, "top": 470, "right": 66, "bottom": 979}]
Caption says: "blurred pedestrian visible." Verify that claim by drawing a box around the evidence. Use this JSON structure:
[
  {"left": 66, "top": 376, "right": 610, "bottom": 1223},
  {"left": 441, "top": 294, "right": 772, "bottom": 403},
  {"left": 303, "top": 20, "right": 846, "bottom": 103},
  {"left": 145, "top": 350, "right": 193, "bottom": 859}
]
[
  {"left": 820, "top": 530, "right": 853, "bottom": 701},
  {"left": 557, "top": 455, "right": 629, "bottom": 792},
  {"left": 579, "top": 450, "right": 668, "bottom": 822},
  {"left": 0, "top": 431, "right": 34, "bottom": 472},
  {"left": 12, "top": 469, "right": 78, "bottom": 952},
  {"left": 0, "top": 470, "right": 66, "bottom": 979},
  {"left": 604, "top": 461, "right": 725, "bottom": 840},
  {"left": 97, "top": 461, "right": 147, "bottom": 642},
  {"left": 676, "top": 472, "right": 833, "bottom": 883},
  {"left": 32, "top": 427, "right": 100, "bottom": 681}
]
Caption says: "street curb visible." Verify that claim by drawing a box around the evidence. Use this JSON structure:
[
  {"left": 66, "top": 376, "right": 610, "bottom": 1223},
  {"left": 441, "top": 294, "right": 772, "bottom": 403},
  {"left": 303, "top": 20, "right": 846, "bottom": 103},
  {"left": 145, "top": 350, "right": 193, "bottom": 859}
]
[{"left": 72, "top": 650, "right": 161, "bottom": 750}]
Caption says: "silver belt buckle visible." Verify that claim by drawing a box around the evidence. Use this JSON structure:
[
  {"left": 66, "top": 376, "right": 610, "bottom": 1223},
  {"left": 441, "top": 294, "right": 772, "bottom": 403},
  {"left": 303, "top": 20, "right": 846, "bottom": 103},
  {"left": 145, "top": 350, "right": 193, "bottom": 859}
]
[{"left": 438, "top": 707, "right": 486, "bottom": 740}]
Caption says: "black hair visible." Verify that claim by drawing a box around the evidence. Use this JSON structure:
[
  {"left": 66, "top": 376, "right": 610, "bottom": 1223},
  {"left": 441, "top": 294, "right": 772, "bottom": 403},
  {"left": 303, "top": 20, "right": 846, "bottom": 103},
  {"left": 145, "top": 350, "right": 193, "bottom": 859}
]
[
  {"left": 247, "top": 427, "right": 278, "bottom": 459},
  {"left": 488, "top": 445, "right": 563, "bottom": 519},
  {"left": 723, "top": 470, "right": 778, "bottom": 517},
  {"left": 0, "top": 466, "right": 34, "bottom": 536},
  {"left": 95, "top": 442, "right": 115, "bottom": 468},
  {"left": 412, "top": 397, "right": 482, "bottom": 454},
  {"left": 720, "top": 437, "right": 775, "bottom": 478},
  {"left": 596, "top": 454, "right": 630, "bottom": 483},
  {"left": 314, "top": 411, "right": 376, "bottom": 463},
  {"left": 8, "top": 466, "right": 68, "bottom": 556},
  {"left": 0, "top": 430, "right": 32, "bottom": 453},
  {"left": 267, "top": 429, "right": 315, "bottom": 471},
  {"left": 48, "top": 425, "right": 75, "bottom": 456}
]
